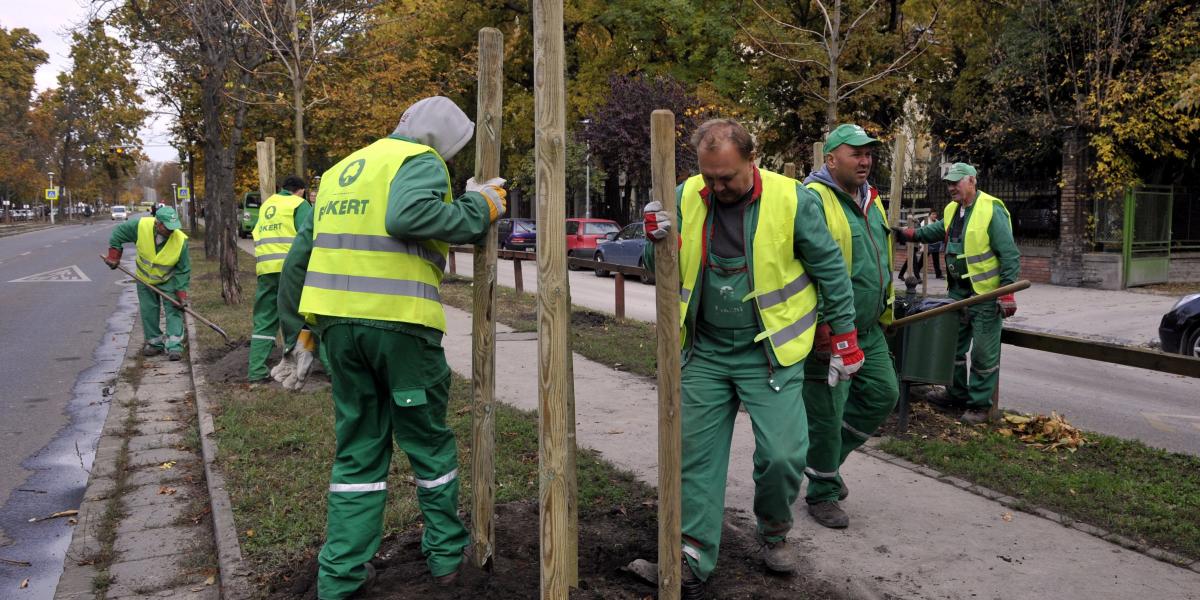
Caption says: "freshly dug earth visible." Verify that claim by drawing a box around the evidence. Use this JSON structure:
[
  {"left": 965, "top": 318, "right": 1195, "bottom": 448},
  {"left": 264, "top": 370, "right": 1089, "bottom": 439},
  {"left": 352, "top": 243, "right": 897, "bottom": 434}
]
[
  {"left": 269, "top": 500, "right": 844, "bottom": 599},
  {"left": 200, "top": 338, "right": 329, "bottom": 387}
]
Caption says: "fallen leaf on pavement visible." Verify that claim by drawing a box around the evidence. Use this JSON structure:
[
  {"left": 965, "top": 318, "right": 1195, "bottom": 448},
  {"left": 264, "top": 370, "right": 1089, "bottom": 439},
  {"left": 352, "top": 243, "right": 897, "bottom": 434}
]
[
  {"left": 158, "top": 486, "right": 177, "bottom": 495},
  {"left": 20, "top": 579, "right": 29, "bottom": 589},
  {"left": 204, "top": 575, "right": 215, "bottom": 585},
  {"left": 1002, "top": 512, "right": 1013, "bottom": 522},
  {"left": 159, "top": 461, "right": 177, "bottom": 470},
  {"left": 605, "top": 430, "right": 624, "bottom": 435},
  {"left": 29, "top": 509, "right": 79, "bottom": 522},
  {"left": 67, "top": 518, "right": 77, "bottom": 526},
  {"left": 0, "top": 558, "right": 31, "bottom": 567}
]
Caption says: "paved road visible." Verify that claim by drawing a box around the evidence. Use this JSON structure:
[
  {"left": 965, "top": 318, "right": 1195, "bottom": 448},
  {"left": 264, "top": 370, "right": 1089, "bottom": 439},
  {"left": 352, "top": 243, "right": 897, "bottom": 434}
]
[
  {"left": 0, "top": 221, "right": 136, "bottom": 598},
  {"left": 450, "top": 250, "right": 1200, "bottom": 455}
]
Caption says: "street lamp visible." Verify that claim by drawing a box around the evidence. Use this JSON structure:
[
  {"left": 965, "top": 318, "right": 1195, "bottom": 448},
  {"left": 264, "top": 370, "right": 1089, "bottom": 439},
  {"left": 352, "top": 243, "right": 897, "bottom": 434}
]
[{"left": 580, "top": 118, "right": 592, "bottom": 218}]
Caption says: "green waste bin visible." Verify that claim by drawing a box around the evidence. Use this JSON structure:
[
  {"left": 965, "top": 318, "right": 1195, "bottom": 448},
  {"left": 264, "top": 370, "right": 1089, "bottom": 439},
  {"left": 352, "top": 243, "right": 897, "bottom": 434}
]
[{"left": 889, "top": 296, "right": 959, "bottom": 431}]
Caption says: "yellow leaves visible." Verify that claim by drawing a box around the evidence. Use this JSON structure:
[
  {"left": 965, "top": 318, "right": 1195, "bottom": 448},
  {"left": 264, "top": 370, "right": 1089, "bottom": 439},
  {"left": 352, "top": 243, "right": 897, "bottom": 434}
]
[
  {"left": 1001, "top": 512, "right": 1013, "bottom": 522},
  {"left": 245, "top": 529, "right": 255, "bottom": 538},
  {"left": 158, "top": 486, "right": 177, "bottom": 496},
  {"left": 1001, "top": 412, "right": 1087, "bottom": 453},
  {"left": 159, "top": 461, "right": 177, "bottom": 470}
]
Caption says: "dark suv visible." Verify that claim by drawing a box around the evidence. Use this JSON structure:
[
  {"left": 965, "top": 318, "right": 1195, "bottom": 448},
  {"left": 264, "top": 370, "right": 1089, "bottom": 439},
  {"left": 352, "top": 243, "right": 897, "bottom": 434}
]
[{"left": 498, "top": 218, "right": 536, "bottom": 251}]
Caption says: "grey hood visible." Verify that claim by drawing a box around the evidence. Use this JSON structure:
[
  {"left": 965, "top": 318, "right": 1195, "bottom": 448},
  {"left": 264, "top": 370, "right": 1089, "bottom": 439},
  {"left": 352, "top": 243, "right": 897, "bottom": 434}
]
[{"left": 392, "top": 96, "right": 475, "bottom": 160}]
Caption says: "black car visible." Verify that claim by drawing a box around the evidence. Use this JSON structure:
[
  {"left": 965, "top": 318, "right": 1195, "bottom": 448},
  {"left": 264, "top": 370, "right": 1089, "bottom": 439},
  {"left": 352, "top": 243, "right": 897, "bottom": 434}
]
[
  {"left": 1158, "top": 293, "right": 1200, "bottom": 357},
  {"left": 497, "top": 218, "right": 536, "bottom": 251}
]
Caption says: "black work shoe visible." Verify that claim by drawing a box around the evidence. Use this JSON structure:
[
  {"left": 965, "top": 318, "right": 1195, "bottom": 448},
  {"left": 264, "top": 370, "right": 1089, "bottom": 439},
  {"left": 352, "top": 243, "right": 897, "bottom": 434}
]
[
  {"left": 839, "top": 481, "right": 849, "bottom": 501},
  {"left": 959, "top": 409, "right": 991, "bottom": 425},
  {"left": 681, "top": 557, "right": 705, "bottom": 600},
  {"left": 434, "top": 563, "right": 461, "bottom": 587},
  {"left": 168, "top": 350, "right": 183, "bottom": 361},
  {"left": 142, "top": 344, "right": 164, "bottom": 357},
  {"left": 349, "top": 563, "right": 377, "bottom": 598},
  {"left": 758, "top": 537, "right": 796, "bottom": 574},
  {"left": 808, "top": 501, "right": 849, "bottom": 529},
  {"left": 925, "top": 387, "right": 965, "bottom": 409}
]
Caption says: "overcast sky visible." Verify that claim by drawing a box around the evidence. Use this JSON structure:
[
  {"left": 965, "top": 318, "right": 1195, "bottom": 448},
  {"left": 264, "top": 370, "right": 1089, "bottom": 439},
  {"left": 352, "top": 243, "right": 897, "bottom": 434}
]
[{"left": 1, "top": 0, "right": 179, "bottom": 163}]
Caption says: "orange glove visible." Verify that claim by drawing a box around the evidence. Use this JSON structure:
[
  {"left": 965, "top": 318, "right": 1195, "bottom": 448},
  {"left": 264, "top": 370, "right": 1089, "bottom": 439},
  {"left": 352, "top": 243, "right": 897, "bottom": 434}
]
[
  {"left": 999, "top": 294, "right": 1016, "bottom": 318},
  {"left": 104, "top": 247, "right": 122, "bottom": 269}
]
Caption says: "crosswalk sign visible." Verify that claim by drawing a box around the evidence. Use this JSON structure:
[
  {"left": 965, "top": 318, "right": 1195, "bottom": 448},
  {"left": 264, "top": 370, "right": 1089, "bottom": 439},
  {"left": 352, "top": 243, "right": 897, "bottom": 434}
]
[
  {"left": 176, "top": 187, "right": 190, "bottom": 200},
  {"left": 45, "top": 188, "right": 59, "bottom": 200}
]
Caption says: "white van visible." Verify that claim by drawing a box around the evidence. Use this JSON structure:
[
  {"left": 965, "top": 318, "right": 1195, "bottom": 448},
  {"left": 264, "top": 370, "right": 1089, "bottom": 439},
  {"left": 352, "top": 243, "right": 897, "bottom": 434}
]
[{"left": 110, "top": 205, "right": 128, "bottom": 221}]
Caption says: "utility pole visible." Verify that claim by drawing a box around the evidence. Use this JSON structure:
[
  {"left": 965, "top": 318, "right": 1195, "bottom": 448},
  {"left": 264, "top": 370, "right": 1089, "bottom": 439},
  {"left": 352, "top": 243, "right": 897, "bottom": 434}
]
[{"left": 47, "top": 172, "right": 56, "bottom": 225}]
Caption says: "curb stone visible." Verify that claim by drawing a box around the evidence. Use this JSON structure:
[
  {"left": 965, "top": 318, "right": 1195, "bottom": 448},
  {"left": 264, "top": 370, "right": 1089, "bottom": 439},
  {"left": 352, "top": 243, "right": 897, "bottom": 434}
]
[
  {"left": 185, "top": 314, "right": 253, "bottom": 599},
  {"left": 857, "top": 443, "right": 1196, "bottom": 571}
]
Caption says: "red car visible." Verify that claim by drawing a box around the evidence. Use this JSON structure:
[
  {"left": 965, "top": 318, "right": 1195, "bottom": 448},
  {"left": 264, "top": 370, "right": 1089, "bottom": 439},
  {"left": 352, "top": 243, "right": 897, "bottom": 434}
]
[{"left": 565, "top": 218, "right": 621, "bottom": 267}]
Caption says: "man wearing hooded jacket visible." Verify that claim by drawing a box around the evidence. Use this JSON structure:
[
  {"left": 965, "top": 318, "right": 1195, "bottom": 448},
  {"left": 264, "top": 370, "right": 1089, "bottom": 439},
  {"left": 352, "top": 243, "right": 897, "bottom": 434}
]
[
  {"left": 801, "top": 124, "right": 899, "bottom": 529},
  {"left": 277, "top": 96, "right": 507, "bottom": 599}
]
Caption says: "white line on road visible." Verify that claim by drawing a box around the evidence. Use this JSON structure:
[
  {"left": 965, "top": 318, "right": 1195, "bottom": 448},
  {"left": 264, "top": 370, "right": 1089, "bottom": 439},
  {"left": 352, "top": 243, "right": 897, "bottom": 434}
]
[{"left": 20, "top": 251, "right": 30, "bottom": 256}]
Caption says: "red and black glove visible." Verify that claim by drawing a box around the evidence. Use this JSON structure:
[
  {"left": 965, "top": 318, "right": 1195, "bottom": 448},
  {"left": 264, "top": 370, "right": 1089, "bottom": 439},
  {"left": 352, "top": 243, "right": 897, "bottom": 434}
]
[
  {"left": 104, "top": 247, "right": 122, "bottom": 269},
  {"left": 998, "top": 294, "right": 1016, "bottom": 318},
  {"left": 893, "top": 227, "right": 916, "bottom": 244},
  {"left": 826, "top": 329, "right": 865, "bottom": 386},
  {"left": 643, "top": 201, "right": 671, "bottom": 242},
  {"left": 175, "top": 290, "right": 189, "bottom": 307}
]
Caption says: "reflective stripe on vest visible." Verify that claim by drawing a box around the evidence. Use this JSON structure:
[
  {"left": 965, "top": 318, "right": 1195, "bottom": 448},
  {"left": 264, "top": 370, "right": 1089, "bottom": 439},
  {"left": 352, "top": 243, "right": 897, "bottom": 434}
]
[
  {"left": 253, "top": 193, "right": 304, "bottom": 275},
  {"left": 677, "top": 170, "right": 819, "bottom": 367},
  {"left": 807, "top": 181, "right": 895, "bottom": 326},
  {"left": 134, "top": 217, "right": 187, "bottom": 285},
  {"left": 943, "top": 192, "right": 1008, "bottom": 294},
  {"left": 299, "top": 138, "right": 451, "bottom": 331}
]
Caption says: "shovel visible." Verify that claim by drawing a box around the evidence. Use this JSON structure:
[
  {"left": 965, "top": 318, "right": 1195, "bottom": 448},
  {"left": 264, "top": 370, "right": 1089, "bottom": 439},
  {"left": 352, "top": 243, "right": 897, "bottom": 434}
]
[{"left": 101, "top": 255, "right": 230, "bottom": 342}]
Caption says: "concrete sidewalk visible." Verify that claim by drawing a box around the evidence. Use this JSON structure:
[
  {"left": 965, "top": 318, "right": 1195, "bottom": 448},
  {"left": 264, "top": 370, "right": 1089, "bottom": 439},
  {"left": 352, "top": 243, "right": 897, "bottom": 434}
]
[{"left": 440, "top": 304, "right": 1200, "bottom": 600}]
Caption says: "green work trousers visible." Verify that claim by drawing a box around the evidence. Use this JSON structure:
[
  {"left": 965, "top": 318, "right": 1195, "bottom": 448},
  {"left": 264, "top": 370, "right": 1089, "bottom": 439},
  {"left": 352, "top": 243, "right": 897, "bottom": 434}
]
[
  {"left": 316, "top": 323, "right": 467, "bottom": 600},
  {"left": 802, "top": 325, "right": 898, "bottom": 503},
  {"left": 137, "top": 283, "right": 184, "bottom": 352},
  {"left": 680, "top": 254, "right": 807, "bottom": 582},
  {"left": 248, "top": 273, "right": 280, "bottom": 381},
  {"left": 951, "top": 300, "right": 1003, "bottom": 409}
]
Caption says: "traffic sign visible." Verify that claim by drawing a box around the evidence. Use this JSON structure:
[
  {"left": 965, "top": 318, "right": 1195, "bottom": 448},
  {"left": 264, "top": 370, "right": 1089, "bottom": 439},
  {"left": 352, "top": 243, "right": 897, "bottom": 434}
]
[
  {"left": 45, "top": 188, "right": 59, "bottom": 200},
  {"left": 176, "top": 187, "right": 190, "bottom": 200}
]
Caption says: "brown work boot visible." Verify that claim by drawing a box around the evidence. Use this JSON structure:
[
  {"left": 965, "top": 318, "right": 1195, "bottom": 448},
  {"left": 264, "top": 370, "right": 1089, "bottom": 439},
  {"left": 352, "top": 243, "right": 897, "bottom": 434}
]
[
  {"left": 142, "top": 344, "right": 163, "bottom": 357},
  {"left": 959, "top": 408, "right": 991, "bottom": 425},
  {"left": 758, "top": 537, "right": 797, "bottom": 574},
  {"left": 434, "top": 564, "right": 461, "bottom": 587},
  {"left": 168, "top": 350, "right": 183, "bottom": 361},
  {"left": 839, "top": 481, "right": 849, "bottom": 501},
  {"left": 681, "top": 556, "right": 705, "bottom": 600},
  {"left": 808, "top": 501, "right": 849, "bottom": 529}
]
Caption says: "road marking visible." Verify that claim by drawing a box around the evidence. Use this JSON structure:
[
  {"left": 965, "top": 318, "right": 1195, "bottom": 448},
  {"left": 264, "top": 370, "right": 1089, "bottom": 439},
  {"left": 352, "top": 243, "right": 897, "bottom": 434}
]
[
  {"left": 1141, "top": 412, "right": 1200, "bottom": 434},
  {"left": 8, "top": 265, "right": 92, "bottom": 282},
  {"left": 20, "top": 251, "right": 30, "bottom": 256}
]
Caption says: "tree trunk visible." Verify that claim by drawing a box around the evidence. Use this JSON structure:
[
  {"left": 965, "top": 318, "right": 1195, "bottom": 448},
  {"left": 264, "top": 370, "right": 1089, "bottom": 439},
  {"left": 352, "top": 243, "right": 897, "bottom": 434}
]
[
  {"left": 824, "top": 0, "right": 843, "bottom": 133},
  {"left": 186, "top": 145, "right": 199, "bottom": 239},
  {"left": 293, "top": 77, "right": 305, "bottom": 178},
  {"left": 200, "top": 62, "right": 242, "bottom": 304}
]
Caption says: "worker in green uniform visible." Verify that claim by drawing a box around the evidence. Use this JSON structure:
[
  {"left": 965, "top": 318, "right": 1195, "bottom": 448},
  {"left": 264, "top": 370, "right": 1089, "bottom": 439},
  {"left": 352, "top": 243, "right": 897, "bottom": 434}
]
[
  {"left": 895, "top": 163, "right": 1020, "bottom": 424},
  {"left": 800, "top": 124, "right": 900, "bottom": 529},
  {"left": 643, "top": 119, "right": 860, "bottom": 600},
  {"left": 248, "top": 175, "right": 311, "bottom": 383},
  {"left": 277, "top": 96, "right": 507, "bottom": 599},
  {"left": 104, "top": 206, "right": 191, "bottom": 361}
]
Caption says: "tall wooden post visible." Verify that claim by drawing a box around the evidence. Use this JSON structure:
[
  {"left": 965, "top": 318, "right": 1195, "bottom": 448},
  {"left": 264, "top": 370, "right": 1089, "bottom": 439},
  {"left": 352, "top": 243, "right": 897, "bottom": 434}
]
[
  {"left": 783, "top": 162, "right": 796, "bottom": 178},
  {"left": 890, "top": 133, "right": 908, "bottom": 278},
  {"left": 533, "top": 0, "right": 577, "bottom": 596},
  {"left": 470, "top": 27, "right": 503, "bottom": 572},
  {"left": 256, "top": 137, "right": 276, "bottom": 201},
  {"left": 812, "top": 141, "right": 824, "bottom": 176},
  {"left": 651, "top": 110, "right": 682, "bottom": 600}
]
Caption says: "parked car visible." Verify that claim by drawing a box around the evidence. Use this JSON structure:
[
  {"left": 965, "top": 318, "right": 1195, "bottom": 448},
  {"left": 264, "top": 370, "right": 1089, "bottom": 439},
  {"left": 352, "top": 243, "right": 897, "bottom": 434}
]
[
  {"left": 498, "top": 218, "right": 536, "bottom": 250},
  {"left": 566, "top": 218, "right": 620, "bottom": 269},
  {"left": 238, "top": 192, "right": 262, "bottom": 239},
  {"left": 110, "top": 205, "right": 128, "bottom": 221},
  {"left": 593, "top": 222, "right": 653, "bottom": 284},
  {"left": 1159, "top": 293, "right": 1200, "bottom": 357},
  {"left": 1011, "top": 193, "right": 1059, "bottom": 238}
]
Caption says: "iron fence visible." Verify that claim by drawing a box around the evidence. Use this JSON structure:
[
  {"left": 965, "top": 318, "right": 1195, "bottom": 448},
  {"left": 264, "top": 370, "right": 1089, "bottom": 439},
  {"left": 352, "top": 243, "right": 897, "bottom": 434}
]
[{"left": 876, "top": 176, "right": 1061, "bottom": 241}]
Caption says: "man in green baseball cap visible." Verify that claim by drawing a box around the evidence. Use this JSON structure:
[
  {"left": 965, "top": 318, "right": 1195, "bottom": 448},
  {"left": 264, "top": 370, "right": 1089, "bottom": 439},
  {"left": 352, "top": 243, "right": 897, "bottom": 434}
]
[
  {"left": 801, "top": 122, "right": 898, "bottom": 528},
  {"left": 104, "top": 204, "right": 192, "bottom": 360},
  {"left": 895, "top": 162, "right": 1021, "bottom": 423}
]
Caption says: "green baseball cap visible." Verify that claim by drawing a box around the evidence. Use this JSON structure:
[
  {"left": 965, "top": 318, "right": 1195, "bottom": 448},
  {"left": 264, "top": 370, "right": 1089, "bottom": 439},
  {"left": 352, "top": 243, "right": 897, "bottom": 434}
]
[
  {"left": 943, "top": 162, "right": 978, "bottom": 182},
  {"left": 156, "top": 206, "right": 182, "bottom": 231},
  {"left": 823, "top": 123, "right": 880, "bottom": 154}
]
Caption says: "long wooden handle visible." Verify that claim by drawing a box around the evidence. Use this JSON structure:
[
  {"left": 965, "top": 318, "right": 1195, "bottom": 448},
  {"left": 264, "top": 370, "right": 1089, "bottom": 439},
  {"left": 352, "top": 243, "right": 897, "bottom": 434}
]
[
  {"left": 469, "top": 26, "right": 503, "bottom": 572},
  {"left": 886, "top": 280, "right": 1032, "bottom": 332},
  {"left": 104, "top": 255, "right": 230, "bottom": 342}
]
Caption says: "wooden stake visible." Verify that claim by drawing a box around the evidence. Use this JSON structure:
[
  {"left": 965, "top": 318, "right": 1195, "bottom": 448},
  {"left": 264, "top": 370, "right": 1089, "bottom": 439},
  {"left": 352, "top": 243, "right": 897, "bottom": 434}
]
[
  {"left": 651, "top": 109, "right": 682, "bottom": 600},
  {"left": 890, "top": 133, "right": 908, "bottom": 279},
  {"left": 470, "top": 26, "right": 503, "bottom": 572},
  {"left": 783, "top": 162, "right": 796, "bottom": 178},
  {"left": 812, "top": 141, "right": 824, "bottom": 176},
  {"left": 256, "top": 137, "right": 276, "bottom": 200},
  {"left": 533, "top": 0, "right": 577, "bottom": 596}
]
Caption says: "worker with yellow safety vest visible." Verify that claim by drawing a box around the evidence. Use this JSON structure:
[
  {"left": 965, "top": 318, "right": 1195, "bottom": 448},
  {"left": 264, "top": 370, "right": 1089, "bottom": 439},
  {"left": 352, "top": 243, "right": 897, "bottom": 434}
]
[
  {"left": 248, "top": 175, "right": 311, "bottom": 383},
  {"left": 801, "top": 124, "right": 899, "bottom": 529},
  {"left": 643, "top": 119, "right": 859, "bottom": 600},
  {"left": 895, "top": 163, "right": 1021, "bottom": 424},
  {"left": 277, "top": 96, "right": 506, "bottom": 599},
  {"left": 104, "top": 207, "right": 190, "bottom": 361}
]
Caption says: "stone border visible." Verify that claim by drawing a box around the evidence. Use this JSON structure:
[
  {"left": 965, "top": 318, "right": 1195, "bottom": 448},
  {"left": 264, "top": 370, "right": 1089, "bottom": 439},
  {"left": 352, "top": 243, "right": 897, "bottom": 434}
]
[
  {"left": 859, "top": 440, "right": 1200, "bottom": 574},
  {"left": 185, "top": 314, "right": 254, "bottom": 599}
]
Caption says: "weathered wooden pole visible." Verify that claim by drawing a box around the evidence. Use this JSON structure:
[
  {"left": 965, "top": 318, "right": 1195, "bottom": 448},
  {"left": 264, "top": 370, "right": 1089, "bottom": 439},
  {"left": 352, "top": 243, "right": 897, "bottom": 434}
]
[
  {"left": 890, "top": 133, "right": 908, "bottom": 278},
  {"left": 651, "top": 109, "right": 682, "bottom": 600},
  {"left": 783, "top": 162, "right": 796, "bottom": 178},
  {"left": 470, "top": 26, "right": 504, "bottom": 572},
  {"left": 812, "top": 141, "right": 824, "bottom": 176},
  {"left": 256, "top": 137, "right": 276, "bottom": 200},
  {"left": 533, "top": 0, "right": 578, "bottom": 596}
]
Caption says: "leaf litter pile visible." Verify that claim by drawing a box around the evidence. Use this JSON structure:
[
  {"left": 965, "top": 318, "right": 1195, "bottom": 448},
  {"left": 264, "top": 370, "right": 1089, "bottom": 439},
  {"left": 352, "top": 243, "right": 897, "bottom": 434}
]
[{"left": 996, "top": 412, "right": 1087, "bottom": 452}]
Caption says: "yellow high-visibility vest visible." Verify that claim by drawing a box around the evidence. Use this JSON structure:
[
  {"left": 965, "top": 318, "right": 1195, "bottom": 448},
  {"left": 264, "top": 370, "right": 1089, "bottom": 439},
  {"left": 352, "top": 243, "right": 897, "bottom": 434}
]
[
  {"left": 135, "top": 217, "right": 187, "bottom": 285},
  {"left": 943, "top": 191, "right": 1009, "bottom": 294},
  {"left": 299, "top": 138, "right": 451, "bottom": 331},
  {"left": 806, "top": 182, "right": 895, "bottom": 325},
  {"left": 253, "top": 192, "right": 305, "bottom": 275},
  {"left": 678, "top": 169, "right": 819, "bottom": 366}
]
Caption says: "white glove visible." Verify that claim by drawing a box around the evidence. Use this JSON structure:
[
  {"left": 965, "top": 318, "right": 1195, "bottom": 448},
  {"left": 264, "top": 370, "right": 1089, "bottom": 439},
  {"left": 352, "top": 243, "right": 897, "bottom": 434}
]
[
  {"left": 466, "top": 177, "right": 507, "bottom": 222},
  {"left": 281, "top": 347, "right": 313, "bottom": 390},
  {"left": 270, "top": 357, "right": 295, "bottom": 383},
  {"left": 643, "top": 201, "right": 671, "bottom": 241}
]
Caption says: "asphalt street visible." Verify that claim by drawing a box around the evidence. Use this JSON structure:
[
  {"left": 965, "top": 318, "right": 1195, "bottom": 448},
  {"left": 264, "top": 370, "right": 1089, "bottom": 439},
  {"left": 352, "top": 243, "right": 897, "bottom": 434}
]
[
  {"left": 0, "top": 220, "right": 136, "bottom": 598},
  {"left": 450, "top": 249, "right": 1200, "bottom": 456}
]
